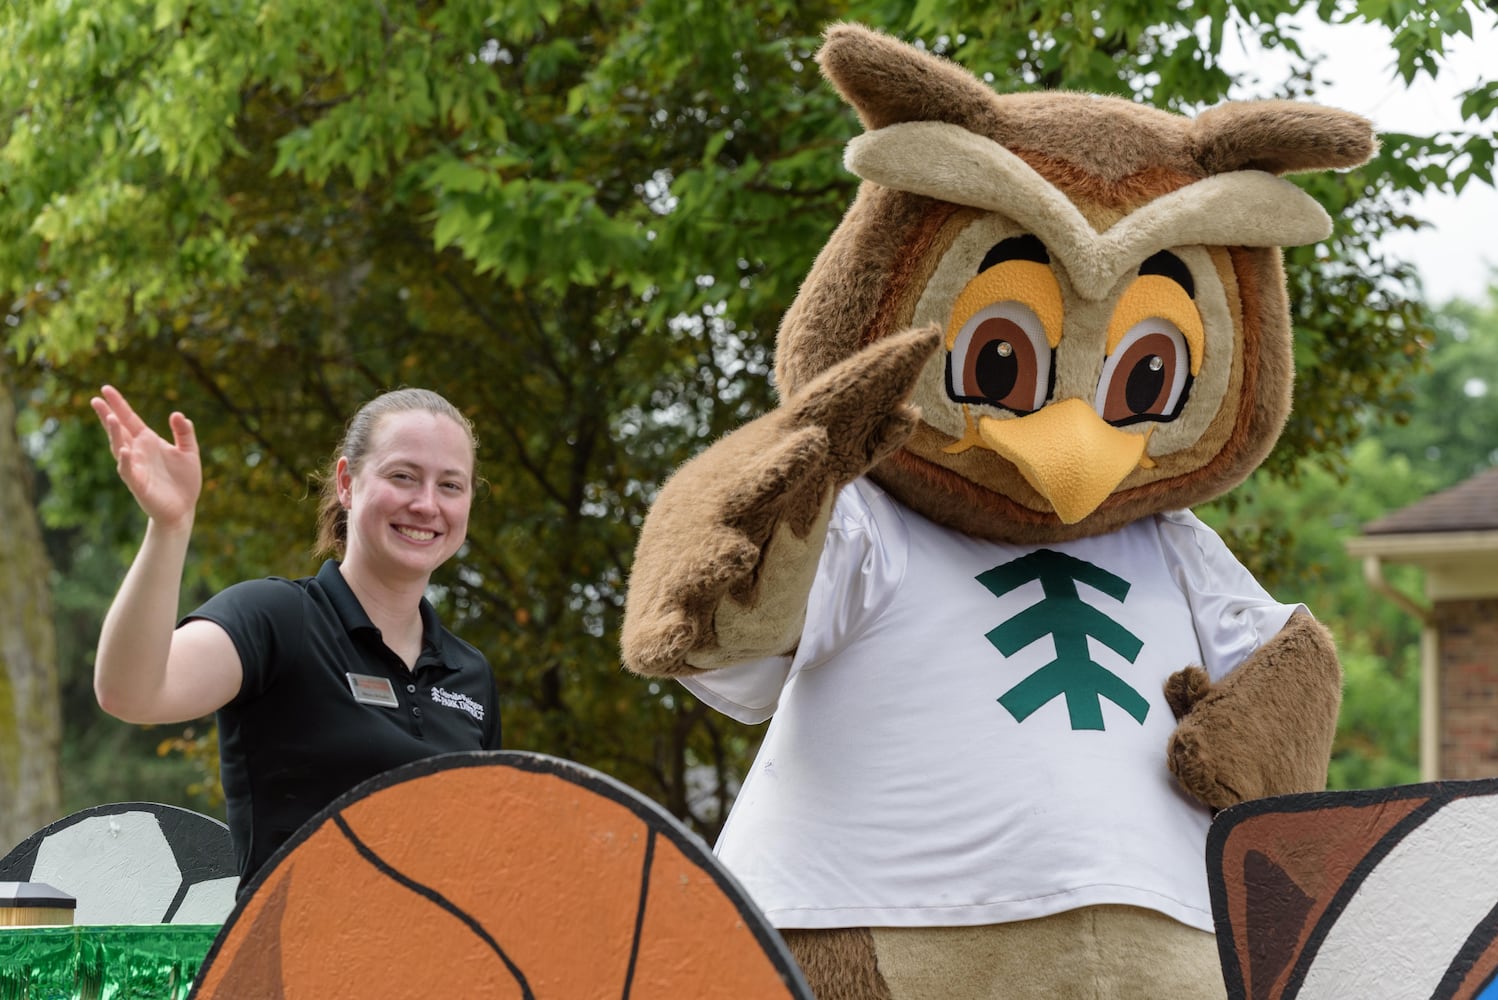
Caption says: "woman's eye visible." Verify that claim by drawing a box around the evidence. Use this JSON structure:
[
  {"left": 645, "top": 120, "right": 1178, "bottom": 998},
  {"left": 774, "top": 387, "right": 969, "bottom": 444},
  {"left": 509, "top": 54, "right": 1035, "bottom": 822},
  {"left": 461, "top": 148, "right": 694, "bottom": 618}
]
[
  {"left": 1096, "top": 320, "right": 1192, "bottom": 425},
  {"left": 946, "top": 303, "right": 1053, "bottom": 414}
]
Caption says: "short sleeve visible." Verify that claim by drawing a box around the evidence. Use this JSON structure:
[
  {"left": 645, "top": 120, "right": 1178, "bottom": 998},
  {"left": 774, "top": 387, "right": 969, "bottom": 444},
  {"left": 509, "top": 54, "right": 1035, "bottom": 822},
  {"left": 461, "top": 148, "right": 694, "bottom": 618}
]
[
  {"left": 680, "top": 656, "right": 793, "bottom": 724},
  {"left": 182, "top": 578, "right": 305, "bottom": 705},
  {"left": 1157, "top": 510, "right": 1306, "bottom": 681},
  {"left": 679, "top": 478, "right": 908, "bottom": 723}
]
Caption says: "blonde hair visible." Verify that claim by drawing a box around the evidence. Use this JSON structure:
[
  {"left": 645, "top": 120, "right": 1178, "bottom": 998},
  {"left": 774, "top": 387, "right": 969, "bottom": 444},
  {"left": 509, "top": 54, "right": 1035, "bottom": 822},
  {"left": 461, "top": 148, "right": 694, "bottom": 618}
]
[{"left": 313, "top": 388, "right": 478, "bottom": 559}]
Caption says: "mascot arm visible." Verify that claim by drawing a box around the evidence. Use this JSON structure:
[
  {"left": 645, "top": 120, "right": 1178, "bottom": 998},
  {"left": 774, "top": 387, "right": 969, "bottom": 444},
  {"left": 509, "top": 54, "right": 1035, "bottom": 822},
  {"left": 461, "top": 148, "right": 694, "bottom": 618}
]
[
  {"left": 621, "top": 326, "right": 938, "bottom": 678},
  {"left": 1164, "top": 611, "right": 1342, "bottom": 810}
]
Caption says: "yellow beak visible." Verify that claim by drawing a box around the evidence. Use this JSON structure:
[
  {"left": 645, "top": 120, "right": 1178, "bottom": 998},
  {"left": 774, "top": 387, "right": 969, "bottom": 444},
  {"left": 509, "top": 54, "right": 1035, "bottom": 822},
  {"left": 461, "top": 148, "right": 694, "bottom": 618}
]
[{"left": 977, "top": 398, "right": 1151, "bottom": 525}]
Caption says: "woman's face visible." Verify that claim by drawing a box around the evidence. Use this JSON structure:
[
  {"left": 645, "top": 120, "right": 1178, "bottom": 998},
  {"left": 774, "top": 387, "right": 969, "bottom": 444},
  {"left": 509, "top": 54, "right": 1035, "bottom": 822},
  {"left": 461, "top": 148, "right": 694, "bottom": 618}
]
[{"left": 338, "top": 410, "right": 474, "bottom": 584}]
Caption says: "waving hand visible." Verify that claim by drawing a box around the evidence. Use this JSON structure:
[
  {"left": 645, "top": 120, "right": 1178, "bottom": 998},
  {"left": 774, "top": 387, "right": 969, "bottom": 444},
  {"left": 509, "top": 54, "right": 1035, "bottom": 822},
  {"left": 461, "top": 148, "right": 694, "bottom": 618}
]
[{"left": 91, "top": 384, "right": 202, "bottom": 529}]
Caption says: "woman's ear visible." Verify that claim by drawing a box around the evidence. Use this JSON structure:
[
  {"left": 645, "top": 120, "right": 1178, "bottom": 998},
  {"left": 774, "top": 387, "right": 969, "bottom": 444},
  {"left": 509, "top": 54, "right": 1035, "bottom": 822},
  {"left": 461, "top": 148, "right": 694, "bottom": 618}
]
[{"left": 335, "top": 456, "right": 353, "bottom": 508}]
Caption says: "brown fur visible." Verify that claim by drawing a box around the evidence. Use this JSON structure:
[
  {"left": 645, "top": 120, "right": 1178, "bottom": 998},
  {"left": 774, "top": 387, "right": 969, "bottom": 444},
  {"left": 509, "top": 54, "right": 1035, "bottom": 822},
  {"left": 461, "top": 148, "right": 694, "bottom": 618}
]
[
  {"left": 867, "top": 200, "right": 967, "bottom": 351},
  {"left": 1006, "top": 154, "right": 1203, "bottom": 221},
  {"left": 760, "top": 916, "right": 1235, "bottom": 1000},
  {"left": 868, "top": 911, "right": 1226, "bottom": 999},
  {"left": 1193, "top": 100, "right": 1379, "bottom": 175},
  {"left": 623, "top": 26, "right": 1361, "bottom": 994},
  {"left": 621, "top": 328, "right": 937, "bottom": 676},
  {"left": 819, "top": 24, "right": 1372, "bottom": 188},
  {"left": 783, "top": 928, "right": 894, "bottom": 1000},
  {"left": 1167, "top": 612, "right": 1344, "bottom": 809},
  {"left": 777, "top": 186, "right": 941, "bottom": 395},
  {"left": 820, "top": 25, "right": 1200, "bottom": 185},
  {"left": 626, "top": 21, "right": 1367, "bottom": 638},
  {"left": 775, "top": 26, "right": 1361, "bottom": 545}
]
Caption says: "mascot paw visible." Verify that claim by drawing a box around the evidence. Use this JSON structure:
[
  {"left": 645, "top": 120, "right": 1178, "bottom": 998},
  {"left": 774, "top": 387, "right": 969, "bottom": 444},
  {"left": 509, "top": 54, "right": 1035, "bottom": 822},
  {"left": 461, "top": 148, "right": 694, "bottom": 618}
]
[
  {"left": 1167, "top": 718, "right": 1243, "bottom": 811},
  {"left": 1164, "top": 666, "right": 1212, "bottom": 720},
  {"left": 785, "top": 324, "right": 939, "bottom": 482}
]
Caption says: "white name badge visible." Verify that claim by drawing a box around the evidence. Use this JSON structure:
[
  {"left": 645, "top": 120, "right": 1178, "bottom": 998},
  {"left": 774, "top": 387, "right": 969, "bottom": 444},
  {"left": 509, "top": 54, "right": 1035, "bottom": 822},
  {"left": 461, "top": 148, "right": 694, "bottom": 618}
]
[{"left": 346, "top": 673, "right": 400, "bottom": 708}]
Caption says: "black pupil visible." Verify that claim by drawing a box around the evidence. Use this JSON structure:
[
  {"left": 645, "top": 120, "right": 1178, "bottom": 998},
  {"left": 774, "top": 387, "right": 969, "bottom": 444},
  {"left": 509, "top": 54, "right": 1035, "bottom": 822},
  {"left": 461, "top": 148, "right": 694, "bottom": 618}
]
[
  {"left": 1126, "top": 356, "right": 1164, "bottom": 413},
  {"left": 977, "top": 341, "right": 1018, "bottom": 401}
]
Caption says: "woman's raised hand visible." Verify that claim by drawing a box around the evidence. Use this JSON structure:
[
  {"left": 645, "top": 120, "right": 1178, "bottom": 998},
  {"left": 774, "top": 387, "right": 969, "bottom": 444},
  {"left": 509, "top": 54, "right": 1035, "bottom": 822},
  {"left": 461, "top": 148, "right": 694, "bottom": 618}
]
[{"left": 90, "top": 385, "right": 202, "bottom": 529}]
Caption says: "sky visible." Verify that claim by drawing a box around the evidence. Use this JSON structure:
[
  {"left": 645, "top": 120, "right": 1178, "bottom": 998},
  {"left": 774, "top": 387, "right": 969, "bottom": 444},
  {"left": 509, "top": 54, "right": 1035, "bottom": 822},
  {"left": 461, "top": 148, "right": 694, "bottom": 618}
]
[{"left": 1220, "top": 9, "right": 1498, "bottom": 305}]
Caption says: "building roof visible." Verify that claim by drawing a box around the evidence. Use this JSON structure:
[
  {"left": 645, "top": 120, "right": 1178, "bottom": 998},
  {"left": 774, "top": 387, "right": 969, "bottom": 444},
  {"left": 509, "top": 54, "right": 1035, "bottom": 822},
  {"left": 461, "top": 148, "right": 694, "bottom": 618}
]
[{"left": 1362, "top": 466, "right": 1498, "bottom": 536}]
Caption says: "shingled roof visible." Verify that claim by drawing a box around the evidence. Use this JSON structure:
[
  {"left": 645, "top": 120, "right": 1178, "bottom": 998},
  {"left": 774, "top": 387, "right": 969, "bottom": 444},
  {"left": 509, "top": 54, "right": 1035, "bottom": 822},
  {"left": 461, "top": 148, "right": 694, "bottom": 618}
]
[{"left": 1362, "top": 466, "right": 1498, "bottom": 536}]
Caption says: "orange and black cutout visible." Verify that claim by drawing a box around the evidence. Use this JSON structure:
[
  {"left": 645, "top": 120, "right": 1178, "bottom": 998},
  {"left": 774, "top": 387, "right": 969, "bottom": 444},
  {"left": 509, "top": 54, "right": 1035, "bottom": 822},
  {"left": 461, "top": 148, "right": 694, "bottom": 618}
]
[
  {"left": 190, "top": 751, "right": 812, "bottom": 999},
  {"left": 1209, "top": 777, "right": 1498, "bottom": 1000}
]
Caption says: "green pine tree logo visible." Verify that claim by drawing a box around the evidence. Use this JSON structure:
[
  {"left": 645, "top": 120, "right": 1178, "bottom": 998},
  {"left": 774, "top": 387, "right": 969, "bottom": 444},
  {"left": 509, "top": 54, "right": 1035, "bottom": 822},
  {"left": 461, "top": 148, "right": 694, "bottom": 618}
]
[{"left": 976, "top": 549, "right": 1150, "bottom": 731}]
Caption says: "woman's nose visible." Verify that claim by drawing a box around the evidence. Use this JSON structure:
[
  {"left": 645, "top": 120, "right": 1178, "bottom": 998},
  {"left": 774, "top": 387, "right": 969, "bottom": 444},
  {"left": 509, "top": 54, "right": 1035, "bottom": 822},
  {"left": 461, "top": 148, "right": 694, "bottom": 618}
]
[{"left": 409, "top": 482, "right": 439, "bottom": 511}]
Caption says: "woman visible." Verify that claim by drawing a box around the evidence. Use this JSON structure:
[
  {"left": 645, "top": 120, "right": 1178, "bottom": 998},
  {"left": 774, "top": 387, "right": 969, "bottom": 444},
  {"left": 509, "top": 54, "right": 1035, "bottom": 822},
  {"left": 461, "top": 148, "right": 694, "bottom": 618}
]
[{"left": 91, "top": 385, "right": 501, "bottom": 887}]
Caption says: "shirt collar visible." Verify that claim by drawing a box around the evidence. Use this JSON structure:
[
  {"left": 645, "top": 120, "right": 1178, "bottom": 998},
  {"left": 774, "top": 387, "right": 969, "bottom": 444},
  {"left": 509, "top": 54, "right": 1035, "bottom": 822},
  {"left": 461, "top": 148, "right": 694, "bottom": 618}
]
[{"left": 316, "top": 560, "right": 453, "bottom": 669}]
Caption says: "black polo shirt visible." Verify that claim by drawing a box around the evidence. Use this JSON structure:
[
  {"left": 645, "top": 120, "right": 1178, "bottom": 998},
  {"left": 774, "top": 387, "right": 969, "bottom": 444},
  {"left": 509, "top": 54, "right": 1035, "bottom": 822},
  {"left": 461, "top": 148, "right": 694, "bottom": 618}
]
[{"left": 185, "top": 560, "right": 501, "bottom": 888}]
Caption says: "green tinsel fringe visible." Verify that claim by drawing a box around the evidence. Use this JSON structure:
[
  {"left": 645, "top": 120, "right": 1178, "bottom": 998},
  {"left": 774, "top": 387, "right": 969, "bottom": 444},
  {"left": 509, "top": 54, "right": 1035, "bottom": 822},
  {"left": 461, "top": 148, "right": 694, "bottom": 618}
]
[{"left": 0, "top": 925, "right": 220, "bottom": 1000}]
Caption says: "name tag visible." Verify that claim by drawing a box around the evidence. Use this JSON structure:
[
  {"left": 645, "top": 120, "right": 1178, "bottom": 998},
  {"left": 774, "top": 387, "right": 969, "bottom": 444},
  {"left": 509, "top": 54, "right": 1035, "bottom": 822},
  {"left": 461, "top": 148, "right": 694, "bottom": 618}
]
[{"left": 346, "top": 673, "right": 399, "bottom": 708}]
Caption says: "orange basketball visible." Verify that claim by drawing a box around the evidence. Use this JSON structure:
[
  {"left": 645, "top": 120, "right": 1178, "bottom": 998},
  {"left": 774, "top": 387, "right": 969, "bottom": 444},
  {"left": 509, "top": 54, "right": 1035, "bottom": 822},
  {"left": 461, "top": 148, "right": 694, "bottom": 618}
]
[{"left": 191, "top": 751, "right": 810, "bottom": 999}]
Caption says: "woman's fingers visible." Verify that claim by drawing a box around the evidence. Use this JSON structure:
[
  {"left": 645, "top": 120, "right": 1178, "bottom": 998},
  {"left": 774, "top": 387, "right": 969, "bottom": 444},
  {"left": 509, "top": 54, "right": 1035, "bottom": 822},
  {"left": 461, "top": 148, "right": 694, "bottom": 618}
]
[
  {"left": 93, "top": 388, "right": 197, "bottom": 459},
  {"left": 96, "top": 384, "right": 148, "bottom": 438},
  {"left": 167, "top": 411, "right": 197, "bottom": 454},
  {"left": 91, "top": 401, "right": 121, "bottom": 455}
]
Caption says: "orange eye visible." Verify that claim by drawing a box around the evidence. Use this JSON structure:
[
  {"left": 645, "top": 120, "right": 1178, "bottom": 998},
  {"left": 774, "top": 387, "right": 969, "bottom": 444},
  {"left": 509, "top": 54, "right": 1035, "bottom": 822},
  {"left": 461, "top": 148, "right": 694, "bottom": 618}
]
[
  {"left": 946, "top": 303, "right": 1053, "bottom": 414},
  {"left": 1097, "top": 320, "right": 1191, "bottom": 425}
]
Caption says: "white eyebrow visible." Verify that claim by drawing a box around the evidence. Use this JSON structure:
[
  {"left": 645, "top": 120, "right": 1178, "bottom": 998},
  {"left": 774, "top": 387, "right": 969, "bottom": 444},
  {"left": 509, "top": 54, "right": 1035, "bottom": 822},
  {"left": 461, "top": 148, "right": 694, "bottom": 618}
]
[{"left": 844, "top": 120, "right": 1333, "bottom": 300}]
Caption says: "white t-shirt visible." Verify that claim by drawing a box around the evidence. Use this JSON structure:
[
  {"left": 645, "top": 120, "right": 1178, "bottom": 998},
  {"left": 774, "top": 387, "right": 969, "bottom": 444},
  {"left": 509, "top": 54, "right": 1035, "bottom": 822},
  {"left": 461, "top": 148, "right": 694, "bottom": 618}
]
[{"left": 683, "top": 478, "right": 1301, "bottom": 932}]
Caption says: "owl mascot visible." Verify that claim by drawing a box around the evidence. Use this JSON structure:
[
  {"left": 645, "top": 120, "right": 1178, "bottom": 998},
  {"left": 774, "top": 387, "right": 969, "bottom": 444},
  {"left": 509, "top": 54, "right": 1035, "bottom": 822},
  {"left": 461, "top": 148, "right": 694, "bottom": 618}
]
[{"left": 621, "top": 22, "right": 1374, "bottom": 1000}]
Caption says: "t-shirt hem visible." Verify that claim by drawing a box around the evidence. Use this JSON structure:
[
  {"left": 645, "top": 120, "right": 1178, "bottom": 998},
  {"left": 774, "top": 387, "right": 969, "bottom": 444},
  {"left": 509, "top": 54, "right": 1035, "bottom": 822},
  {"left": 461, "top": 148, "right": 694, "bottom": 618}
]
[{"left": 758, "top": 888, "right": 1214, "bottom": 933}]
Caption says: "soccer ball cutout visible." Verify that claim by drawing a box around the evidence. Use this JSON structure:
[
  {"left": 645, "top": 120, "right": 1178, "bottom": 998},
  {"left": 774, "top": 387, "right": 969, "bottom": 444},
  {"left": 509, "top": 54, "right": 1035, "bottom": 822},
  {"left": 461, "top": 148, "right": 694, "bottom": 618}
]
[{"left": 0, "top": 801, "right": 237, "bottom": 925}]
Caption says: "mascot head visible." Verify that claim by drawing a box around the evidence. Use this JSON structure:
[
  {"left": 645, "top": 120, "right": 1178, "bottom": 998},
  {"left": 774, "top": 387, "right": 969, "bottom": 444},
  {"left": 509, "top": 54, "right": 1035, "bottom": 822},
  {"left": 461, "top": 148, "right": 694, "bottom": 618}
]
[{"left": 776, "top": 23, "right": 1376, "bottom": 544}]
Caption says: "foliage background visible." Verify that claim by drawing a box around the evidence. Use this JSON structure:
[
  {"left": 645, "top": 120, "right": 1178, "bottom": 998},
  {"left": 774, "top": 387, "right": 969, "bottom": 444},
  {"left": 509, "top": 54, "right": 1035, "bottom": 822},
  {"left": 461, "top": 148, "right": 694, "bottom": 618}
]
[{"left": 2, "top": 0, "right": 1494, "bottom": 841}]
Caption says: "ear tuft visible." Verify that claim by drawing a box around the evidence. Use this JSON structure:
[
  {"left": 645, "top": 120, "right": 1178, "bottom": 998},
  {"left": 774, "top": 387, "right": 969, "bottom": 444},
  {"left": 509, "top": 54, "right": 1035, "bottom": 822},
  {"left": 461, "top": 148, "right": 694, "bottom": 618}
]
[
  {"left": 817, "top": 21, "right": 998, "bottom": 132},
  {"left": 1191, "top": 100, "right": 1377, "bottom": 176}
]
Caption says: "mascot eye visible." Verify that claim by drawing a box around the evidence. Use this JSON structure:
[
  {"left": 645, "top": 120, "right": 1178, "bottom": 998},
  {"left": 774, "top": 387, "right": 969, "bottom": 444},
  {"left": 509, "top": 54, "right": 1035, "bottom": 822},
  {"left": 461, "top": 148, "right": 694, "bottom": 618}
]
[
  {"left": 1096, "top": 320, "right": 1192, "bottom": 425},
  {"left": 946, "top": 303, "right": 1053, "bottom": 414}
]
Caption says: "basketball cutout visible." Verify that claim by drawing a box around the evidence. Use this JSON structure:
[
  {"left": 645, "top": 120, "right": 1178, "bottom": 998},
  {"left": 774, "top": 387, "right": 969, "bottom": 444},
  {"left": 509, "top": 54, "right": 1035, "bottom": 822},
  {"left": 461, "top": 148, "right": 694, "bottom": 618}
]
[{"left": 191, "top": 751, "right": 812, "bottom": 998}]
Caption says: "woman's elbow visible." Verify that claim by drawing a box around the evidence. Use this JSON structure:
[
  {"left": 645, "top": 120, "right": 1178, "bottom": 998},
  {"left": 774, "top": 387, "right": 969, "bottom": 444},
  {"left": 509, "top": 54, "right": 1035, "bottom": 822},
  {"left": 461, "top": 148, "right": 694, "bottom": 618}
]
[{"left": 94, "top": 680, "right": 151, "bottom": 725}]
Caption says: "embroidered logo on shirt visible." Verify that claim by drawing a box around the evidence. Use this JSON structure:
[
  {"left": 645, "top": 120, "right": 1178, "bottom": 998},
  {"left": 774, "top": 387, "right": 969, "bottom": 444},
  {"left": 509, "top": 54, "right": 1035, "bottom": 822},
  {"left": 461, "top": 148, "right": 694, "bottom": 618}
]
[
  {"left": 430, "top": 686, "right": 485, "bottom": 722},
  {"left": 976, "top": 549, "right": 1149, "bottom": 731}
]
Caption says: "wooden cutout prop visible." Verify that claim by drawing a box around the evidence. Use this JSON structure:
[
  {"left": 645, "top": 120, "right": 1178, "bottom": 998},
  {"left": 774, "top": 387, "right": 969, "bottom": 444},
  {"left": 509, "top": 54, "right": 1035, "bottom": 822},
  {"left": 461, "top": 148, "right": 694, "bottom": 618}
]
[
  {"left": 0, "top": 802, "right": 236, "bottom": 925},
  {"left": 1208, "top": 778, "right": 1498, "bottom": 1000},
  {"left": 190, "top": 750, "right": 813, "bottom": 999}
]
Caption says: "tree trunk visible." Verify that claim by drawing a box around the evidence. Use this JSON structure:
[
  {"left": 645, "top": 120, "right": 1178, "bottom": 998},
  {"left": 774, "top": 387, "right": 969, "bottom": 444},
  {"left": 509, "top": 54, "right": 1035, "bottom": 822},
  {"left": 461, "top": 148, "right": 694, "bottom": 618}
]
[{"left": 0, "top": 358, "right": 62, "bottom": 855}]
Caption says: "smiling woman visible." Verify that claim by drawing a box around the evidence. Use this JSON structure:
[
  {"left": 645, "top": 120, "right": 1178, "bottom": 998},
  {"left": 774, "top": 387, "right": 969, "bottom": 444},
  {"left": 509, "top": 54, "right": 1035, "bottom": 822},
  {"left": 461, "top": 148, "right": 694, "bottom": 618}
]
[{"left": 89, "top": 385, "right": 502, "bottom": 890}]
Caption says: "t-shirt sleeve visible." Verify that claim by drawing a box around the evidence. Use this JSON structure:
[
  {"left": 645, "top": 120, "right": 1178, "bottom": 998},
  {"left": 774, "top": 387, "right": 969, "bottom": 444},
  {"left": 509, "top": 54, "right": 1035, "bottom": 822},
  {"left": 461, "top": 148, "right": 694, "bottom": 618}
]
[
  {"left": 182, "top": 578, "right": 305, "bottom": 706},
  {"left": 679, "top": 656, "right": 793, "bottom": 725},
  {"left": 1158, "top": 510, "right": 1306, "bottom": 681},
  {"left": 678, "top": 478, "right": 906, "bottom": 723}
]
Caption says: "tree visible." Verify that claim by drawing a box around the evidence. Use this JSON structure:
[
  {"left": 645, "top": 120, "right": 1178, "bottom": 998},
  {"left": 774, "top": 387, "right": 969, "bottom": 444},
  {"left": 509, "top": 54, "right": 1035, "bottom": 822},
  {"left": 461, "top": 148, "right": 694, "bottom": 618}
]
[
  {"left": 3, "top": 0, "right": 1493, "bottom": 832},
  {"left": 23, "top": 412, "right": 216, "bottom": 814},
  {"left": 1199, "top": 287, "right": 1498, "bottom": 789},
  {"left": 1379, "top": 282, "right": 1498, "bottom": 485},
  {"left": 0, "top": 358, "right": 61, "bottom": 852}
]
